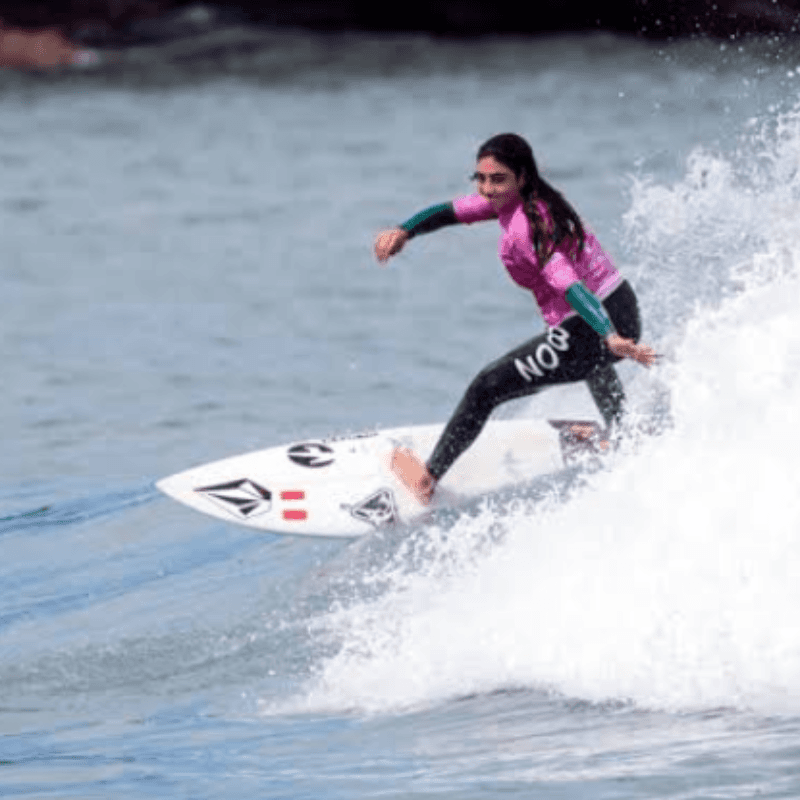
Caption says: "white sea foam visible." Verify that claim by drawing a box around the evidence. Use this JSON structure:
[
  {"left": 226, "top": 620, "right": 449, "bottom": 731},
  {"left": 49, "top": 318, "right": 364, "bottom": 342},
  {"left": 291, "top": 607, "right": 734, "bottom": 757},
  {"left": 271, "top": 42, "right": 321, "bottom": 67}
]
[{"left": 295, "top": 109, "right": 800, "bottom": 717}]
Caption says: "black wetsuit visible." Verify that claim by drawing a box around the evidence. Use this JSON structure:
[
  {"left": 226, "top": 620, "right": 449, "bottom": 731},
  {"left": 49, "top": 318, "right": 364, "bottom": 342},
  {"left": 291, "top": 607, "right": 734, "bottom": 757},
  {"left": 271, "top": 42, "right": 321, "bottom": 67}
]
[
  {"left": 397, "top": 200, "right": 643, "bottom": 483},
  {"left": 426, "top": 280, "right": 641, "bottom": 480}
]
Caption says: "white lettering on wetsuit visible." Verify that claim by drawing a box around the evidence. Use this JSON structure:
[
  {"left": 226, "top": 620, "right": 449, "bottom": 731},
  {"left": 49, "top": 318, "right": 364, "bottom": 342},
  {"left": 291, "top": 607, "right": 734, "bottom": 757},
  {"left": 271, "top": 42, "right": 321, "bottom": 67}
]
[{"left": 514, "top": 326, "right": 571, "bottom": 381}]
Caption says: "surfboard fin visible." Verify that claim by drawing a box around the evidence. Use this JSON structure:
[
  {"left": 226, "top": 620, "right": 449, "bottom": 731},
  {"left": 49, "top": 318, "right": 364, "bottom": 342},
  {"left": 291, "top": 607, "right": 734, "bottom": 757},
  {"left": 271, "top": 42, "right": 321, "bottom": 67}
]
[{"left": 390, "top": 447, "right": 436, "bottom": 505}]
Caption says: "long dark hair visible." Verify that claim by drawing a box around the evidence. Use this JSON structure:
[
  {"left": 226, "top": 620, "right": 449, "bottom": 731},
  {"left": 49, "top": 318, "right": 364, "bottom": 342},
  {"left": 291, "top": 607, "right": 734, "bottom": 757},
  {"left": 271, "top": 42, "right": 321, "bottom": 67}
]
[{"left": 477, "top": 133, "right": 585, "bottom": 263}]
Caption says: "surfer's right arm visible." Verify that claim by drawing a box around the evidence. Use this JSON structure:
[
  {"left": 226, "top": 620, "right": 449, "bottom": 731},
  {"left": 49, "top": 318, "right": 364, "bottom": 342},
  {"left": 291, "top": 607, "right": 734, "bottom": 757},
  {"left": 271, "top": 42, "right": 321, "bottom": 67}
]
[{"left": 374, "top": 202, "right": 461, "bottom": 263}]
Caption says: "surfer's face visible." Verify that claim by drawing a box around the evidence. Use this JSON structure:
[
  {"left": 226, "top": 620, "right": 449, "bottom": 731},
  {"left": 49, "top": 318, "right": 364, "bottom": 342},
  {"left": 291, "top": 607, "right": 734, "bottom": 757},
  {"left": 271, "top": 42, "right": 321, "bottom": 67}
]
[{"left": 473, "top": 155, "right": 525, "bottom": 211}]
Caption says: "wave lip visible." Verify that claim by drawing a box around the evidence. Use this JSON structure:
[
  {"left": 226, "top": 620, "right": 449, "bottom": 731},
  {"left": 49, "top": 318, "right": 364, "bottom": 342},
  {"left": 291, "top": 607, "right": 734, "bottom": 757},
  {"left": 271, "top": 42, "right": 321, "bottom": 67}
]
[{"left": 296, "top": 116, "right": 800, "bottom": 717}]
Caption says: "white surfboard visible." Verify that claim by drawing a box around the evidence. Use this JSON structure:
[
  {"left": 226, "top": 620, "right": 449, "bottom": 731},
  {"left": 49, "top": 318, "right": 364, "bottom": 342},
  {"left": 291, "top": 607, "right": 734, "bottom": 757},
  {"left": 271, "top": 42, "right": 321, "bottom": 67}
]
[{"left": 156, "top": 419, "right": 606, "bottom": 538}]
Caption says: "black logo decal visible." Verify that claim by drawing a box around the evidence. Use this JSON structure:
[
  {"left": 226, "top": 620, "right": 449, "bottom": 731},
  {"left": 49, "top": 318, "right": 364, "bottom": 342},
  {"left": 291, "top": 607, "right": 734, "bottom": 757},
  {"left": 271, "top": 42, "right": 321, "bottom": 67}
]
[
  {"left": 287, "top": 443, "right": 335, "bottom": 468},
  {"left": 195, "top": 479, "right": 272, "bottom": 519},
  {"left": 348, "top": 488, "right": 398, "bottom": 528}
]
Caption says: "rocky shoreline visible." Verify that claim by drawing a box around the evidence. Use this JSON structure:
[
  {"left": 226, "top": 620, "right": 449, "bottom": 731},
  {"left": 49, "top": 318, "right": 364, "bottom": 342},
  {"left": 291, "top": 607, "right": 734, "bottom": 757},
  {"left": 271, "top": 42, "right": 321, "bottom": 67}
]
[
  {"left": 243, "top": 0, "right": 800, "bottom": 38},
  {"left": 0, "top": 0, "right": 799, "bottom": 69}
]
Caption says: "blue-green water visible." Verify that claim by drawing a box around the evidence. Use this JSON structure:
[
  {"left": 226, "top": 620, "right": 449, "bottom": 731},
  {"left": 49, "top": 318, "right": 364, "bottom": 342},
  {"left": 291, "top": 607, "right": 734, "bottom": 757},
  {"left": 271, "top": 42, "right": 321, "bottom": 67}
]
[{"left": 3, "top": 29, "right": 800, "bottom": 798}]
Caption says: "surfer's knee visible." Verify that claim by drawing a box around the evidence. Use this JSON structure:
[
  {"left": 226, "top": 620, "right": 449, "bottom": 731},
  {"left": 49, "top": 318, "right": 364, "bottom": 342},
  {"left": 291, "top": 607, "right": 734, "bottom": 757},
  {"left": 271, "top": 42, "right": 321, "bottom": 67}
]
[{"left": 463, "top": 365, "right": 508, "bottom": 411}]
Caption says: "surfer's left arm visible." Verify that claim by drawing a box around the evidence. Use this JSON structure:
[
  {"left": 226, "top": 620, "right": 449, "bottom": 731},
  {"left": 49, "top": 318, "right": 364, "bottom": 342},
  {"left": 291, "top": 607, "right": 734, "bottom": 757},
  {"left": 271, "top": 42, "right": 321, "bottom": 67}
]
[
  {"left": 604, "top": 333, "right": 657, "bottom": 366},
  {"left": 564, "top": 281, "right": 615, "bottom": 337},
  {"left": 542, "top": 254, "right": 614, "bottom": 335},
  {"left": 565, "top": 281, "right": 656, "bottom": 366},
  {"left": 542, "top": 253, "right": 657, "bottom": 367}
]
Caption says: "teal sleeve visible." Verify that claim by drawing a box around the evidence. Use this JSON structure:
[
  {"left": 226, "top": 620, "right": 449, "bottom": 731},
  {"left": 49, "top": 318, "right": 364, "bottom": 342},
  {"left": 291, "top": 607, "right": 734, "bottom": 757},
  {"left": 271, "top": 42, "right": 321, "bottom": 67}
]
[
  {"left": 399, "top": 203, "right": 459, "bottom": 238},
  {"left": 565, "top": 282, "right": 615, "bottom": 337}
]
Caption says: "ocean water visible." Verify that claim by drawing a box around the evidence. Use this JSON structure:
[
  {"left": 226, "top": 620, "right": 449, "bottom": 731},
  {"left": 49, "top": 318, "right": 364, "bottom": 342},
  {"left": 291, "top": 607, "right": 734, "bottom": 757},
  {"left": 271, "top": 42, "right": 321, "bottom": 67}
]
[{"left": 2, "top": 28, "right": 800, "bottom": 798}]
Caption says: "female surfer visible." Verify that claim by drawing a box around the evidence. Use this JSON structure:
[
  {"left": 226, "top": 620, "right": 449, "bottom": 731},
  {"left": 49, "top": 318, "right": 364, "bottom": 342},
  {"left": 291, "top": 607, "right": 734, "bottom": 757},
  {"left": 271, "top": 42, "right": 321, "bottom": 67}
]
[{"left": 374, "top": 132, "right": 656, "bottom": 505}]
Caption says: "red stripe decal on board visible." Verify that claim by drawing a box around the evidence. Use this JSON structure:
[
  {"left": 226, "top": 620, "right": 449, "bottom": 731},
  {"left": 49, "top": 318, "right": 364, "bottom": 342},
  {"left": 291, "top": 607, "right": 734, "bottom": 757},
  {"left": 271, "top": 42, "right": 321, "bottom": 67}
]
[
  {"left": 281, "top": 491, "right": 305, "bottom": 501},
  {"left": 283, "top": 510, "right": 307, "bottom": 521}
]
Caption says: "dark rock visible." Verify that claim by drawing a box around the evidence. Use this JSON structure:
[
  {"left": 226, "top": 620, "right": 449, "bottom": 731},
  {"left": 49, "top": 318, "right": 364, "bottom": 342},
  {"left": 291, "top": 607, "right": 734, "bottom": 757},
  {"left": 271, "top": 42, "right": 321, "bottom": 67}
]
[
  {"left": 121, "top": 2, "right": 245, "bottom": 43},
  {"left": 1, "top": 0, "right": 800, "bottom": 43}
]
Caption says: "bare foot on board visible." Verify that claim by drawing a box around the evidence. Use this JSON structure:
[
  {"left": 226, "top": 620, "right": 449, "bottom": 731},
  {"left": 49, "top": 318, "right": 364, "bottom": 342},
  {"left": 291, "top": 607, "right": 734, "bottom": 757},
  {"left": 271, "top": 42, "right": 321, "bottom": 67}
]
[
  {"left": 390, "top": 447, "right": 436, "bottom": 505},
  {"left": 567, "top": 423, "right": 610, "bottom": 450}
]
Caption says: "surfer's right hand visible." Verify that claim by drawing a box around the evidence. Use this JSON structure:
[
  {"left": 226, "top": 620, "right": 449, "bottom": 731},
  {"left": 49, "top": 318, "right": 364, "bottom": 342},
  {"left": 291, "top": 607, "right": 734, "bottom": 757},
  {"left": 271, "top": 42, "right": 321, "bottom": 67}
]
[{"left": 374, "top": 228, "right": 409, "bottom": 263}]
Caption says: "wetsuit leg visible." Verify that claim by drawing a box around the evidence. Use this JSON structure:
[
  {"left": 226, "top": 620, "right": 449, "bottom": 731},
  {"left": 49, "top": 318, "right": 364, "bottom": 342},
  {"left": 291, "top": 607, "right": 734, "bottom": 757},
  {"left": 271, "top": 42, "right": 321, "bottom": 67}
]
[
  {"left": 586, "top": 280, "right": 642, "bottom": 429},
  {"left": 425, "top": 281, "right": 643, "bottom": 481},
  {"left": 426, "top": 322, "right": 597, "bottom": 480},
  {"left": 586, "top": 364, "right": 626, "bottom": 428},
  {"left": 603, "top": 280, "right": 642, "bottom": 343},
  {"left": 425, "top": 356, "right": 542, "bottom": 481}
]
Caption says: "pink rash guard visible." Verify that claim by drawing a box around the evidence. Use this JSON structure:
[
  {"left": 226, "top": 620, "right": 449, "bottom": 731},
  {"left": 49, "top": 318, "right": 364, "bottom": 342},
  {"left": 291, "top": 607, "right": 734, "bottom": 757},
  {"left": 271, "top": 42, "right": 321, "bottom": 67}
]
[{"left": 452, "top": 193, "right": 622, "bottom": 328}]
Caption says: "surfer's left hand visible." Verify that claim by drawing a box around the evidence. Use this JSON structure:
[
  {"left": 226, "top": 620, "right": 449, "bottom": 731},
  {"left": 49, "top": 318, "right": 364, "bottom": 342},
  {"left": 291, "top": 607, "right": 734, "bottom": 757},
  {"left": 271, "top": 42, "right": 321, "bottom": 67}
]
[{"left": 605, "top": 333, "right": 658, "bottom": 366}]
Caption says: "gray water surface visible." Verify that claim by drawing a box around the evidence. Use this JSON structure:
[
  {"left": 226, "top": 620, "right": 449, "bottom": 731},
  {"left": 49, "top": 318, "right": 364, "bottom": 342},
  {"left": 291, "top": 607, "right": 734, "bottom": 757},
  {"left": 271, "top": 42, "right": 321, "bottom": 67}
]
[{"left": 2, "top": 30, "right": 800, "bottom": 799}]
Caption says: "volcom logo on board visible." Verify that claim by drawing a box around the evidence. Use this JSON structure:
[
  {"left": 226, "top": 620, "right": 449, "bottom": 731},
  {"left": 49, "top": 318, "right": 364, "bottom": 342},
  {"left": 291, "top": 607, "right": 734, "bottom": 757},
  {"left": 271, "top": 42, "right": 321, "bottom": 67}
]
[
  {"left": 287, "top": 443, "right": 335, "bottom": 468},
  {"left": 195, "top": 479, "right": 273, "bottom": 519},
  {"left": 348, "top": 488, "right": 398, "bottom": 528}
]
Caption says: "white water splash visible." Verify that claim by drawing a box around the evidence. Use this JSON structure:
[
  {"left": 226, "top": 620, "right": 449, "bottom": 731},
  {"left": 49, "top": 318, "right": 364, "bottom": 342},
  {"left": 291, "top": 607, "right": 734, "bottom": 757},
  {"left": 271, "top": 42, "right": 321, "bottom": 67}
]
[{"left": 289, "top": 109, "right": 800, "bottom": 718}]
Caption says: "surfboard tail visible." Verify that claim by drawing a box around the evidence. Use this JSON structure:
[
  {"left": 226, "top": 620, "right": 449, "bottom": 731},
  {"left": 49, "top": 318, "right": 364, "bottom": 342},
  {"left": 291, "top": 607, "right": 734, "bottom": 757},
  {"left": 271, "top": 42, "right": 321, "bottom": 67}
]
[{"left": 548, "top": 420, "right": 610, "bottom": 464}]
